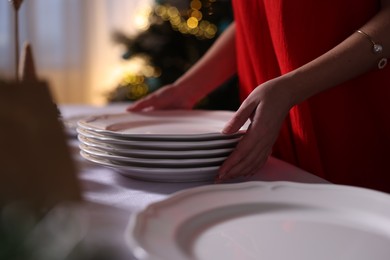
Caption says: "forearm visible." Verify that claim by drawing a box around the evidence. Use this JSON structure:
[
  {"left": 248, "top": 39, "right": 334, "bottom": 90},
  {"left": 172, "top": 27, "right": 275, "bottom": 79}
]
[
  {"left": 284, "top": 2, "right": 390, "bottom": 106},
  {"left": 174, "top": 22, "right": 237, "bottom": 102}
]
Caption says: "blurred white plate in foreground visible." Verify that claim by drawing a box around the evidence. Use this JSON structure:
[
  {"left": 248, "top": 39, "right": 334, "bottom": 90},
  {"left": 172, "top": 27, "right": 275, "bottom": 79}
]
[{"left": 126, "top": 181, "right": 390, "bottom": 260}]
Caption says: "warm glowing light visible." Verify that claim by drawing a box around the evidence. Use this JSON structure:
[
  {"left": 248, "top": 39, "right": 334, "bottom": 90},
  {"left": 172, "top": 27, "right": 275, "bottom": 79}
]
[
  {"left": 187, "top": 17, "right": 198, "bottom": 29},
  {"left": 155, "top": 5, "right": 170, "bottom": 20},
  {"left": 134, "top": 5, "right": 152, "bottom": 31},
  {"left": 123, "top": 74, "right": 144, "bottom": 85},
  {"left": 190, "top": 0, "right": 202, "bottom": 10},
  {"left": 191, "top": 10, "right": 202, "bottom": 21},
  {"left": 178, "top": 23, "right": 189, "bottom": 34},
  {"left": 107, "top": 55, "right": 151, "bottom": 87},
  {"left": 134, "top": 16, "right": 150, "bottom": 31},
  {"left": 155, "top": 5, "right": 167, "bottom": 16},
  {"left": 170, "top": 16, "right": 181, "bottom": 27},
  {"left": 167, "top": 6, "right": 179, "bottom": 17},
  {"left": 127, "top": 83, "right": 149, "bottom": 100},
  {"left": 142, "top": 65, "right": 156, "bottom": 77},
  {"left": 205, "top": 24, "right": 217, "bottom": 35},
  {"left": 199, "top": 20, "right": 210, "bottom": 30},
  {"left": 153, "top": 3, "right": 217, "bottom": 39},
  {"left": 190, "top": 26, "right": 200, "bottom": 35}
]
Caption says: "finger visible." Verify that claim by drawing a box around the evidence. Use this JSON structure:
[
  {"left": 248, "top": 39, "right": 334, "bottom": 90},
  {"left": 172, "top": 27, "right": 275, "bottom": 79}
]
[
  {"left": 227, "top": 154, "right": 267, "bottom": 180},
  {"left": 222, "top": 135, "right": 273, "bottom": 181},
  {"left": 127, "top": 93, "right": 174, "bottom": 111},
  {"left": 126, "top": 96, "right": 156, "bottom": 111},
  {"left": 221, "top": 149, "right": 265, "bottom": 179},
  {"left": 219, "top": 148, "right": 268, "bottom": 182},
  {"left": 222, "top": 99, "right": 256, "bottom": 134},
  {"left": 218, "top": 131, "right": 262, "bottom": 177},
  {"left": 218, "top": 126, "right": 273, "bottom": 181}
]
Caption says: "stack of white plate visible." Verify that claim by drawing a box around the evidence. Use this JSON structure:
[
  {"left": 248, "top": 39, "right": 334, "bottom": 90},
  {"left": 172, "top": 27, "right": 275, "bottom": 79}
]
[{"left": 77, "top": 110, "right": 249, "bottom": 182}]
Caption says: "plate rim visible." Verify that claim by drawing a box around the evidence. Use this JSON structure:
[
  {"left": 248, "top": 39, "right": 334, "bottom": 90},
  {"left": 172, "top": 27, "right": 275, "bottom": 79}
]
[
  {"left": 125, "top": 181, "right": 390, "bottom": 260},
  {"left": 80, "top": 151, "right": 219, "bottom": 182},
  {"left": 79, "top": 143, "right": 227, "bottom": 167},
  {"left": 77, "top": 127, "right": 241, "bottom": 150},
  {"left": 77, "top": 110, "right": 248, "bottom": 140},
  {"left": 78, "top": 135, "right": 234, "bottom": 159}
]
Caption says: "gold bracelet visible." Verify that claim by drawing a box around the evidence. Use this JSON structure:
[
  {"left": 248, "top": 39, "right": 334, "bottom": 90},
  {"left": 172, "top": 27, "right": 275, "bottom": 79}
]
[
  {"left": 355, "top": 30, "right": 383, "bottom": 54},
  {"left": 355, "top": 29, "right": 387, "bottom": 69}
]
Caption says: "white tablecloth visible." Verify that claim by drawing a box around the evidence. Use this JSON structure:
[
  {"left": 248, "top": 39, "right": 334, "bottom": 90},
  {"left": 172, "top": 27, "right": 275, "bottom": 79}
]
[{"left": 60, "top": 104, "right": 328, "bottom": 259}]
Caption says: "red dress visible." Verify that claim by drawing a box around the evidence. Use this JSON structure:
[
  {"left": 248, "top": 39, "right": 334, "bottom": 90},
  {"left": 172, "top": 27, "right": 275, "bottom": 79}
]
[{"left": 232, "top": 0, "right": 390, "bottom": 192}]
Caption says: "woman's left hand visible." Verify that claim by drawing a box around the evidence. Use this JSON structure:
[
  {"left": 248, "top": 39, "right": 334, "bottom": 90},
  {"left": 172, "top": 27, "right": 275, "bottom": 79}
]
[{"left": 216, "top": 77, "right": 294, "bottom": 182}]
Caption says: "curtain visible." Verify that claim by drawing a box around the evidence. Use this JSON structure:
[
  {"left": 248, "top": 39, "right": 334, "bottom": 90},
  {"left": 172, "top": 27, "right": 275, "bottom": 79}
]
[{"left": 0, "top": 0, "right": 152, "bottom": 104}]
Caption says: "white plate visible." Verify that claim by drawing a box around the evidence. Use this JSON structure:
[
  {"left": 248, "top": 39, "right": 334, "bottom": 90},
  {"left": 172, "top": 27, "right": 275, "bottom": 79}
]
[
  {"left": 59, "top": 103, "right": 131, "bottom": 138},
  {"left": 77, "top": 110, "right": 248, "bottom": 141},
  {"left": 80, "top": 144, "right": 227, "bottom": 168},
  {"left": 80, "top": 151, "right": 219, "bottom": 182},
  {"left": 62, "top": 114, "right": 90, "bottom": 137},
  {"left": 78, "top": 135, "right": 234, "bottom": 159},
  {"left": 77, "top": 128, "right": 241, "bottom": 150},
  {"left": 126, "top": 181, "right": 390, "bottom": 260}
]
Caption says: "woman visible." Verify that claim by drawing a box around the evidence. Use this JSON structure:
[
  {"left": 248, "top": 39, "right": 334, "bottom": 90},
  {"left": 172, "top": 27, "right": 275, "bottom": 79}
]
[{"left": 128, "top": 0, "right": 390, "bottom": 192}]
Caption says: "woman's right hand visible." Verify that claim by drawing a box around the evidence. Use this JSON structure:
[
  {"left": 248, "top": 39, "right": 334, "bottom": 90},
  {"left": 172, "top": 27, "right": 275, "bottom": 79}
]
[{"left": 126, "top": 83, "right": 196, "bottom": 111}]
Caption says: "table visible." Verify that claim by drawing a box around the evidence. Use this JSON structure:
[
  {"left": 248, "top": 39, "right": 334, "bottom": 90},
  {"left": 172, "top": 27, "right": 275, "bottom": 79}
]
[{"left": 61, "top": 104, "right": 328, "bottom": 259}]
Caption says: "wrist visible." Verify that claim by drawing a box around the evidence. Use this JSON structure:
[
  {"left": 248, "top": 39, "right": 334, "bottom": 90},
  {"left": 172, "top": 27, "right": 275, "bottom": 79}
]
[
  {"left": 265, "top": 75, "right": 298, "bottom": 111},
  {"left": 170, "top": 80, "right": 201, "bottom": 108},
  {"left": 279, "top": 70, "right": 314, "bottom": 107},
  {"left": 172, "top": 78, "right": 211, "bottom": 107}
]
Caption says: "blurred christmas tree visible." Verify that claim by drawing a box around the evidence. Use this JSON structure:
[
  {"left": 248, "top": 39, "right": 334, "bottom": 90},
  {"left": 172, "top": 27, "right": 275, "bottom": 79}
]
[{"left": 107, "top": 0, "right": 239, "bottom": 111}]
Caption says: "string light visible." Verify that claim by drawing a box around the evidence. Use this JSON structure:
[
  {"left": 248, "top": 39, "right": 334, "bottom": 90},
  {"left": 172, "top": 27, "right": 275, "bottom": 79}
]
[
  {"left": 153, "top": 0, "right": 218, "bottom": 39},
  {"left": 108, "top": 55, "right": 162, "bottom": 101},
  {"left": 190, "top": 0, "right": 202, "bottom": 10}
]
